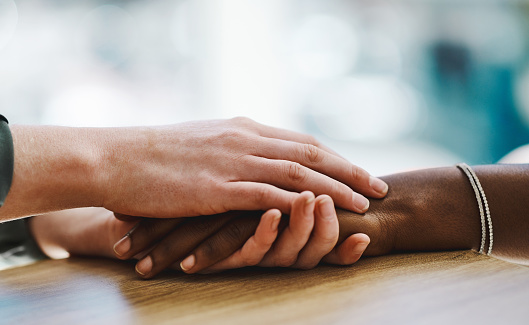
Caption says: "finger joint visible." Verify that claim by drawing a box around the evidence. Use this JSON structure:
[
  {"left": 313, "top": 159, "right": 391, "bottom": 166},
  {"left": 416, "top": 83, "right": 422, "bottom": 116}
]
[
  {"left": 286, "top": 162, "right": 306, "bottom": 183},
  {"left": 302, "top": 144, "right": 323, "bottom": 164}
]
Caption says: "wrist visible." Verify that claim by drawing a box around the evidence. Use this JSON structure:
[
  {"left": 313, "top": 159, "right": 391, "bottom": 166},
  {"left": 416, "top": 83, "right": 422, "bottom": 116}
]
[
  {"left": 94, "top": 126, "right": 154, "bottom": 212},
  {"left": 374, "top": 167, "right": 481, "bottom": 254}
]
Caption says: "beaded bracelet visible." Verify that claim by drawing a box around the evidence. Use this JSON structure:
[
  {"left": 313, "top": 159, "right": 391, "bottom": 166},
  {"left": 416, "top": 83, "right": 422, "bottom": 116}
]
[{"left": 456, "top": 163, "right": 493, "bottom": 255}]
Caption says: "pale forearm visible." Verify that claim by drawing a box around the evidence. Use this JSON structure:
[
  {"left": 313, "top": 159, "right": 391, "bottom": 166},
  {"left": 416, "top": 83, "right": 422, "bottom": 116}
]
[{"left": 0, "top": 126, "right": 103, "bottom": 220}]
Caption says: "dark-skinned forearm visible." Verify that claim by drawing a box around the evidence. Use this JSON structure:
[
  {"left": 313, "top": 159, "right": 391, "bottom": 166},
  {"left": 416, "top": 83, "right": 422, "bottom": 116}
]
[{"left": 336, "top": 165, "right": 529, "bottom": 264}]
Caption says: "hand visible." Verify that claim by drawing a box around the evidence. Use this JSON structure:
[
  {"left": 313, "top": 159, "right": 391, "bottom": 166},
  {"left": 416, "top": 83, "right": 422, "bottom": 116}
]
[
  {"left": 206, "top": 193, "right": 372, "bottom": 273},
  {"left": 114, "top": 192, "right": 371, "bottom": 278},
  {"left": 99, "top": 117, "right": 388, "bottom": 218},
  {"left": 28, "top": 207, "right": 137, "bottom": 259}
]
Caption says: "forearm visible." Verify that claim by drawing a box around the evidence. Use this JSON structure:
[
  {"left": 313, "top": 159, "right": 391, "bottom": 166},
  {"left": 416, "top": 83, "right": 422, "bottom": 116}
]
[
  {"left": 472, "top": 164, "right": 529, "bottom": 263},
  {"left": 338, "top": 164, "right": 529, "bottom": 264},
  {"left": 0, "top": 126, "right": 103, "bottom": 220}
]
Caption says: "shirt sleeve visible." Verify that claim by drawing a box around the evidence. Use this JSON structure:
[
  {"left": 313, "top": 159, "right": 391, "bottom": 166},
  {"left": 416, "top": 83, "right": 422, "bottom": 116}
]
[{"left": 0, "top": 218, "right": 47, "bottom": 270}]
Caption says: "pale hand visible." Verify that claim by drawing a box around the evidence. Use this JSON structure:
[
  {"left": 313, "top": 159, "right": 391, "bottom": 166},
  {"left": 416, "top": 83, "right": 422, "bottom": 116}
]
[{"left": 100, "top": 117, "right": 388, "bottom": 218}]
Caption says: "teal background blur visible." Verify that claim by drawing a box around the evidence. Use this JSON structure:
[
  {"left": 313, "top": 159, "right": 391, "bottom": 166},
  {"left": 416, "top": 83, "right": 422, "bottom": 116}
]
[{"left": 1, "top": 0, "right": 529, "bottom": 174}]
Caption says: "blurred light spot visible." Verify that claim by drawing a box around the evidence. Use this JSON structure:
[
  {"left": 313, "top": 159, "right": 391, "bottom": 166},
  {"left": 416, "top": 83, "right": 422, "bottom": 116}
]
[
  {"left": 361, "top": 31, "right": 402, "bottom": 75},
  {"left": 172, "top": 1, "right": 194, "bottom": 57},
  {"left": 290, "top": 14, "right": 359, "bottom": 79},
  {"left": 446, "top": 8, "right": 524, "bottom": 64},
  {"left": 216, "top": 0, "right": 287, "bottom": 127},
  {"left": 43, "top": 84, "right": 142, "bottom": 127},
  {"left": 309, "top": 76, "right": 423, "bottom": 141},
  {"left": 77, "top": 5, "right": 138, "bottom": 67},
  {"left": 499, "top": 144, "right": 529, "bottom": 164},
  {"left": 0, "top": 0, "right": 18, "bottom": 50},
  {"left": 515, "top": 66, "right": 529, "bottom": 128}
]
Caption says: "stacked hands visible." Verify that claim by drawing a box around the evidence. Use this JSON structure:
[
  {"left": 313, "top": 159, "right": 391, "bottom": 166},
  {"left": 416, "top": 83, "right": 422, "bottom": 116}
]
[
  {"left": 19, "top": 117, "right": 529, "bottom": 275},
  {"left": 20, "top": 117, "right": 391, "bottom": 278},
  {"left": 99, "top": 117, "right": 389, "bottom": 278},
  {"left": 8, "top": 117, "right": 529, "bottom": 277},
  {"left": 112, "top": 192, "right": 374, "bottom": 278}
]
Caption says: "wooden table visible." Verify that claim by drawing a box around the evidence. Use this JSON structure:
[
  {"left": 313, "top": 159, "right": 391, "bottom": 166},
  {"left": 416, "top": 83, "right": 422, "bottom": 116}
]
[{"left": 0, "top": 251, "right": 528, "bottom": 325}]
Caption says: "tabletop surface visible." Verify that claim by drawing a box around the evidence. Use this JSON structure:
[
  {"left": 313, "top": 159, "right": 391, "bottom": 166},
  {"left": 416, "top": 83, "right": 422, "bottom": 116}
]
[{"left": 0, "top": 251, "right": 528, "bottom": 325}]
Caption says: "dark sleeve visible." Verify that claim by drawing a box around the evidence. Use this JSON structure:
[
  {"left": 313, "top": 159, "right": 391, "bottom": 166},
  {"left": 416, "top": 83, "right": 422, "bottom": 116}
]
[
  {"left": 0, "top": 218, "right": 47, "bottom": 270},
  {"left": 0, "top": 114, "right": 14, "bottom": 207}
]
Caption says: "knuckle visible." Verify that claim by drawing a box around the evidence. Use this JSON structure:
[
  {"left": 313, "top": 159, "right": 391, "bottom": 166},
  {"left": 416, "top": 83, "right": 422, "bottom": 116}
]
[
  {"left": 329, "top": 180, "right": 349, "bottom": 199},
  {"left": 231, "top": 116, "right": 254, "bottom": 126},
  {"left": 198, "top": 240, "right": 218, "bottom": 260},
  {"left": 275, "top": 256, "right": 297, "bottom": 267},
  {"left": 316, "top": 221, "right": 339, "bottom": 245},
  {"left": 138, "top": 220, "right": 161, "bottom": 238},
  {"left": 286, "top": 162, "right": 306, "bottom": 183},
  {"left": 302, "top": 144, "right": 323, "bottom": 164},
  {"left": 240, "top": 254, "right": 260, "bottom": 266},
  {"left": 252, "top": 186, "right": 271, "bottom": 204},
  {"left": 221, "top": 222, "right": 245, "bottom": 243},
  {"left": 188, "top": 218, "right": 215, "bottom": 234},
  {"left": 350, "top": 166, "right": 368, "bottom": 182},
  {"left": 217, "top": 129, "right": 254, "bottom": 151},
  {"left": 219, "top": 129, "right": 245, "bottom": 142},
  {"left": 318, "top": 231, "right": 339, "bottom": 247},
  {"left": 150, "top": 242, "right": 173, "bottom": 261},
  {"left": 350, "top": 166, "right": 361, "bottom": 182}
]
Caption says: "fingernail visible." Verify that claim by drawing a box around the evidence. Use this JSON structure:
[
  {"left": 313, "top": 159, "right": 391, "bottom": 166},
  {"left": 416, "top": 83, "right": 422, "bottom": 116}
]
[
  {"left": 369, "top": 176, "right": 388, "bottom": 195},
  {"left": 353, "top": 194, "right": 370, "bottom": 212},
  {"left": 113, "top": 236, "right": 131, "bottom": 257},
  {"left": 180, "top": 254, "right": 196, "bottom": 272},
  {"left": 271, "top": 212, "right": 281, "bottom": 231},
  {"left": 318, "top": 198, "right": 335, "bottom": 219},
  {"left": 136, "top": 256, "right": 153, "bottom": 276},
  {"left": 352, "top": 242, "right": 369, "bottom": 256}
]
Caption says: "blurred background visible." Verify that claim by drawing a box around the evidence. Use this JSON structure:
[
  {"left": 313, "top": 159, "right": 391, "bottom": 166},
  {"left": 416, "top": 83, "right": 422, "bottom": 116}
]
[{"left": 1, "top": 0, "right": 529, "bottom": 175}]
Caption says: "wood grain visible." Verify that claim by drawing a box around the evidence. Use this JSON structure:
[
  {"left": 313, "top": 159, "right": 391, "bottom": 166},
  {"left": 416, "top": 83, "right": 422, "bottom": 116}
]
[{"left": 1, "top": 251, "right": 528, "bottom": 325}]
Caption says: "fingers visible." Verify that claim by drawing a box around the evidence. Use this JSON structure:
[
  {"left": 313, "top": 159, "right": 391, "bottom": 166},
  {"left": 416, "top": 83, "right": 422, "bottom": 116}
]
[
  {"left": 236, "top": 157, "right": 370, "bottom": 213},
  {"left": 232, "top": 117, "right": 388, "bottom": 204},
  {"left": 256, "top": 138, "right": 388, "bottom": 199},
  {"left": 184, "top": 209, "right": 281, "bottom": 274},
  {"left": 251, "top": 121, "right": 344, "bottom": 157},
  {"left": 113, "top": 218, "right": 184, "bottom": 259},
  {"left": 224, "top": 182, "right": 299, "bottom": 214},
  {"left": 134, "top": 214, "right": 235, "bottom": 278},
  {"left": 322, "top": 233, "right": 370, "bottom": 265},
  {"left": 259, "top": 191, "right": 316, "bottom": 267},
  {"left": 292, "top": 195, "right": 339, "bottom": 269},
  {"left": 177, "top": 212, "right": 261, "bottom": 274}
]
